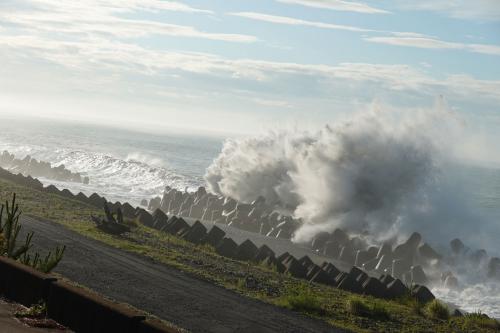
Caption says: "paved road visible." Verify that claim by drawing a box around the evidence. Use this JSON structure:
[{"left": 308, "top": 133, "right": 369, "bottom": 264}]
[{"left": 20, "top": 216, "right": 347, "bottom": 333}]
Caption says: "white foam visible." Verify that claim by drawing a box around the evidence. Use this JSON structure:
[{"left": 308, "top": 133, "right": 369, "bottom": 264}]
[{"left": 0, "top": 144, "right": 194, "bottom": 205}]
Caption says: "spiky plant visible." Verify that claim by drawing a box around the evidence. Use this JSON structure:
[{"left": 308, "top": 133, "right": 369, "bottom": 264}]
[
  {"left": 1, "top": 193, "right": 65, "bottom": 273},
  {"left": 0, "top": 193, "right": 34, "bottom": 259},
  {"left": 20, "top": 245, "right": 65, "bottom": 273}
]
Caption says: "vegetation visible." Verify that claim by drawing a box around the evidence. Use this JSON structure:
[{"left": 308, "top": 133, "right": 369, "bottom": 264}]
[
  {"left": 425, "top": 299, "right": 450, "bottom": 320},
  {"left": 14, "top": 301, "right": 47, "bottom": 319},
  {"left": 461, "top": 311, "right": 500, "bottom": 331},
  {"left": 0, "top": 193, "right": 65, "bottom": 273},
  {"left": 346, "top": 297, "right": 390, "bottom": 320},
  {"left": 1, "top": 177, "right": 499, "bottom": 333},
  {"left": 401, "top": 296, "right": 424, "bottom": 316},
  {"left": 277, "top": 284, "right": 324, "bottom": 315},
  {"left": 347, "top": 297, "right": 370, "bottom": 316}
]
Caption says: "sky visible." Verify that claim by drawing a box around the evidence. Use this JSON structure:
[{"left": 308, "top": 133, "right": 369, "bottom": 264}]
[{"left": 0, "top": 0, "right": 499, "bottom": 159}]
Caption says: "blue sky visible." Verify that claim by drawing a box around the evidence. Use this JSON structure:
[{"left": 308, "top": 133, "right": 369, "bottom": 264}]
[{"left": 0, "top": 0, "right": 499, "bottom": 159}]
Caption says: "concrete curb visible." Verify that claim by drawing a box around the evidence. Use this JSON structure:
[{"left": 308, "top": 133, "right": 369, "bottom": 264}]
[{"left": 0, "top": 256, "right": 180, "bottom": 333}]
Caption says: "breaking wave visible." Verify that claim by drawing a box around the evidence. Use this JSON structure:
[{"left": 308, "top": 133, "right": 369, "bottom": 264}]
[
  {"left": 0, "top": 144, "right": 196, "bottom": 205},
  {"left": 205, "top": 102, "right": 491, "bottom": 247}
]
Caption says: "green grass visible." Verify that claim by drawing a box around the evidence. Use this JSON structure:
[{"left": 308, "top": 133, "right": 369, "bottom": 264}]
[
  {"left": 462, "top": 312, "right": 500, "bottom": 330},
  {"left": 277, "top": 284, "right": 324, "bottom": 315},
  {"left": 347, "top": 297, "right": 370, "bottom": 316},
  {"left": 1, "top": 177, "right": 500, "bottom": 333},
  {"left": 425, "top": 300, "right": 450, "bottom": 321},
  {"left": 346, "top": 297, "right": 390, "bottom": 321},
  {"left": 398, "top": 295, "right": 424, "bottom": 316}
]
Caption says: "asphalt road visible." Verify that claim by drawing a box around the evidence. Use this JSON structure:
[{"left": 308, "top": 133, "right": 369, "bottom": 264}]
[{"left": 19, "top": 216, "right": 347, "bottom": 333}]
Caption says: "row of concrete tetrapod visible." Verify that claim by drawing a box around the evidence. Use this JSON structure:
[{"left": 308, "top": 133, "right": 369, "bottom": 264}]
[
  {"left": 3, "top": 161, "right": 500, "bottom": 287},
  {"left": 136, "top": 208, "right": 436, "bottom": 304},
  {"left": 0, "top": 256, "right": 179, "bottom": 333},
  {"left": 8, "top": 167, "right": 500, "bottom": 304},
  {"left": 150, "top": 186, "right": 500, "bottom": 289},
  {"left": 0, "top": 167, "right": 452, "bottom": 291},
  {"left": 146, "top": 187, "right": 440, "bottom": 289},
  {"left": 147, "top": 187, "right": 301, "bottom": 240},
  {"left": 0, "top": 167, "right": 436, "bottom": 303},
  {"left": 0, "top": 151, "right": 89, "bottom": 184}
]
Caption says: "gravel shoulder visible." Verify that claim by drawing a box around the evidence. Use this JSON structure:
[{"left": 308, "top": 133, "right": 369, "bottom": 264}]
[{"left": 20, "top": 216, "right": 345, "bottom": 333}]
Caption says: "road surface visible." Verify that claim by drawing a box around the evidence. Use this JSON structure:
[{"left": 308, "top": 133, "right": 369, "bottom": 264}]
[{"left": 20, "top": 216, "right": 347, "bottom": 333}]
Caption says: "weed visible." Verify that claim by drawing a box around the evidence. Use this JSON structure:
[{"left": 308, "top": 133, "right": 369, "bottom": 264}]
[{"left": 15, "top": 301, "right": 47, "bottom": 319}]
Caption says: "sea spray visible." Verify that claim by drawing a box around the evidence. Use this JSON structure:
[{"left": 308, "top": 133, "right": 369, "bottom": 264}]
[{"left": 205, "top": 104, "right": 463, "bottom": 243}]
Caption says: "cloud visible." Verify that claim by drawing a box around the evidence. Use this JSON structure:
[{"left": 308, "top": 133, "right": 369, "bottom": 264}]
[
  {"left": 252, "top": 98, "right": 294, "bottom": 108},
  {"left": 0, "top": 0, "right": 257, "bottom": 43},
  {"left": 276, "top": 0, "right": 389, "bottom": 14},
  {"left": 365, "top": 36, "right": 500, "bottom": 56},
  {"left": 2, "top": 33, "right": 500, "bottom": 104},
  {"left": 229, "top": 12, "right": 373, "bottom": 32},
  {"left": 396, "top": 0, "right": 500, "bottom": 22},
  {"left": 0, "top": 0, "right": 214, "bottom": 15},
  {"left": 390, "top": 32, "right": 433, "bottom": 38}
]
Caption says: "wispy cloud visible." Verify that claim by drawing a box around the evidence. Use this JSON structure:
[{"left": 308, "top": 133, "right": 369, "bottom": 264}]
[
  {"left": 252, "top": 98, "right": 294, "bottom": 108},
  {"left": 0, "top": 0, "right": 214, "bottom": 15},
  {"left": 396, "top": 0, "right": 500, "bottom": 22},
  {"left": 0, "top": 0, "right": 257, "bottom": 43},
  {"left": 276, "top": 0, "right": 389, "bottom": 14},
  {"left": 229, "top": 12, "right": 373, "bottom": 32},
  {"left": 365, "top": 36, "right": 500, "bottom": 56},
  {"left": 2, "top": 33, "right": 500, "bottom": 103}
]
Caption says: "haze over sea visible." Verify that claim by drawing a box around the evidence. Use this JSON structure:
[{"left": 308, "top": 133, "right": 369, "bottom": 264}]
[{"left": 1, "top": 115, "right": 500, "bottom": 317}]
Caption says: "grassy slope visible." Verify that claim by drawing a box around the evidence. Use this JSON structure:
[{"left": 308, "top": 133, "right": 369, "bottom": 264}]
[{"left": 0, "top": 177, "right": 498, "bottom": 333}]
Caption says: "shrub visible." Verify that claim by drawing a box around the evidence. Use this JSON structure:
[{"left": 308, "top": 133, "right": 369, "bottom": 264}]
[{"left": 426, "top": 299, "right": 450, "bottom": 320}]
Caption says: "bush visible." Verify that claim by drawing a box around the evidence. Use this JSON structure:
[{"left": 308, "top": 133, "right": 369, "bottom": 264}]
[
  {"left": 279, "top": 286, "right": 324, "bottom": 315},
  {"left": 426, "top": 299, "right": 450, "bottom": 320}
]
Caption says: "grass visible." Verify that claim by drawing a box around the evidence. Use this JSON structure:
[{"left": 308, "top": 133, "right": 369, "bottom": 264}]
[
  {"left": 277, "top": 284, "right": 324, "bottom": 315},
  {"left": 1, "top": 176, "right": 500, "bottom": 333},
  {"left": 347, "top": 297, "right": 369, "bottom": 316},
  {"left": 399, "top": 295, "right": 424, "bottom": 316},
  {"left": 425, "top": 300, "right": 450, "bottom": 320},
  {"left": 461, "top": 312, "right": 500, "bottom": 330},
  {"left": 346, "top": 297, "right": 390, "bottom": 321}
]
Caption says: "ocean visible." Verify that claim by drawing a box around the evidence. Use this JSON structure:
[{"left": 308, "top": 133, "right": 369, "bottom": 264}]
[
  {"left": 0, "top": 116, "right": 223, "bottom": 205},
  {"left": 0, "top": 115, "right": 499, "bottom": 317}
]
